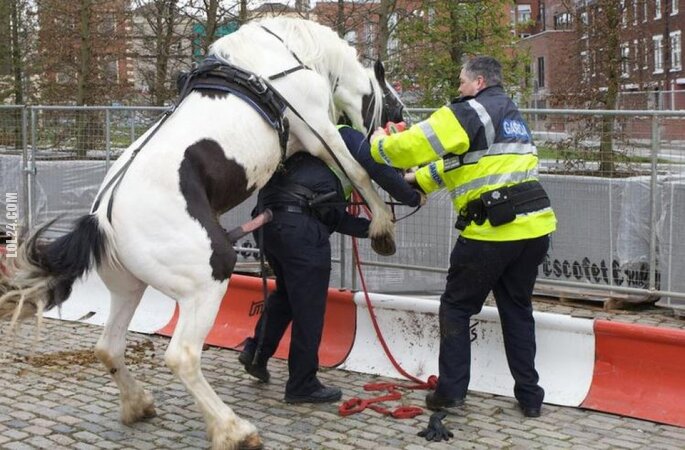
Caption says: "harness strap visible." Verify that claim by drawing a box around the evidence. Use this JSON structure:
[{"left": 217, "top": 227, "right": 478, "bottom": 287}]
[
  {"left": 259, "top": 25, "right": 311, "bottom": 70},
  {"left": 269, "top": 65, "right": 308, "bottom": 81},
  {"left": 91, "top": 109, "right": 174, "bottom": 222},
  {"left": 266, "top": 86, "right": 355, "bottom": 193}
]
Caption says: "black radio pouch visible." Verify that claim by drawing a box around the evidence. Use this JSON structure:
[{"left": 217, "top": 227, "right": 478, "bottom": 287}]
[{"left": 481, "top": 188, "right": 516, "bottom": 227}]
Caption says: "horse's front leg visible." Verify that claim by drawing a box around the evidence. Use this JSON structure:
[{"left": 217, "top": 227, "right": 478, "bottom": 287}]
[{"left": 298, "top": 124, "right": 396, "bottom": 255}]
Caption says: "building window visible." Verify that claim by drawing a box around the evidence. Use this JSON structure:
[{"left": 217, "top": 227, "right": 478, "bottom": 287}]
[
  {"left": 517, "top": 4, "right": 532, "bottom": 23},
  {"left": 387, "top": 12, "right": 399, "bottom": 54},
  {"left": 671, "top": 31, "right": 682, "bottom": 71},
  {"left": 554, "top": 12, "right": 572, "bottom": 30},
  {"left": 654, "top": 35, "right": 664, "bottom": 72},
  {"left": 621, "top": 43, "right": 630, "bottom": 76},
  {"left": 344, "top": 30, "right": 357, "bottom": 46},
  {"left": 537, "top": 57, "right": 545, "bottom": 89},
  {"left": 673, "top": 0, "right": 679, "bottom": 15},
  {"left": 656, "top": 0, "right": 662, "bottom": 19},
  {"left": 633, "top": 0, "right": 639, "bottom": 24},
  {"left": 581, "top": 51, "right": 589, "bottom": 81},
  {"left": 643, "top": 37, "right": 650, "bottom": 69},
  {"left": 538, "top": 2, "right": 546, "bottom": 31},
  {"left": 580, "top": 11, "right": 589, "bottom": 38},
  {"left": 643, "top": 0, "right": 648, "bottom": 22},
  {"left": 633, "top": 39, "right": 640, "bottom": 71},
  {"left": 621, "top": 0, "right": 627, "bottom": 27}
]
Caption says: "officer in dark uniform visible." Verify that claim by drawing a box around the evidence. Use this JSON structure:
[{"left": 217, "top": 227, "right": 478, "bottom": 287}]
[{"left": 240, "top": 126, "right": 423, "bottom": 404}]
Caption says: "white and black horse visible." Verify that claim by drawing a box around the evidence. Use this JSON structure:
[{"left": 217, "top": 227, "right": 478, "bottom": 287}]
[{"left": 0, "top": 18, "right": 404, "bottom": 450}]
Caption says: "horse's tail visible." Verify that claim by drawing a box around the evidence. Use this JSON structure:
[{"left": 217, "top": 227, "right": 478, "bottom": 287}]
[{"left": 0, "top": 214, "right": 109, "bottom": 326}]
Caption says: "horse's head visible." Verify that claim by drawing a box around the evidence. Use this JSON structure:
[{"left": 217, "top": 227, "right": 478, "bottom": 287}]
[
  {"left": 370, "top": 60, "right": 405, "bottom": 127},
  {"left": 335, "top": 60, "right": 405, "bottom": 136}
]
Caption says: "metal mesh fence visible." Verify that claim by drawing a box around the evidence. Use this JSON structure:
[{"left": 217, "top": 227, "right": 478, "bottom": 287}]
[
  {"left": 2, "top": 105, "right": 685, "bottom": 313},
  {"left": 23, "top": 107, "right": 167, "bottom": 239}
]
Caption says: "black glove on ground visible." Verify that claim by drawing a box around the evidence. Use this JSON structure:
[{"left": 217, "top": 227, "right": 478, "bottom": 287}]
[{"left": 417, "top": 411, "right": 454, "bottom": 442}]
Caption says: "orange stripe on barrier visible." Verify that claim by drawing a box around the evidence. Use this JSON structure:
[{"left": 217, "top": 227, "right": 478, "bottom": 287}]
[
  {"left": 157, "top": 274, "right": 356, "bottom": 367},
  {"left": 581, "top": 319, "right": 685, "bottom": 427}
]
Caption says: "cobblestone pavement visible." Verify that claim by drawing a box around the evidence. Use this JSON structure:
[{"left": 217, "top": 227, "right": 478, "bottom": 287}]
[{"left": 1, "top": 299, "right": 684, "bottom": 450}]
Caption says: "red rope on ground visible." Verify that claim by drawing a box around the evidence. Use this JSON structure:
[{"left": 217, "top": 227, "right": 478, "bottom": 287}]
[{"left": 338, "top": 192, "right": 438, "bottom": 419}]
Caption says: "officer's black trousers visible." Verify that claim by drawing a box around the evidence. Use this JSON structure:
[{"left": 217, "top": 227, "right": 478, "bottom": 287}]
[
  {"left": 250, "top": 212, "right": 332, "bottom": 396},
  {"left": 436, "top": 234, "right": 550, "bottom": 408}
]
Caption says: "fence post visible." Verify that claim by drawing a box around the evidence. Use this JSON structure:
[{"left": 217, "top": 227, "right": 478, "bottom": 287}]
[
  {"left": 21, "top": 106, "right": 29, "bottom": 235},
  {"left": 130, "top": 109, "right": 135, "bottom": 144},
  {"left": 26, "top": 107, "right": 38, "bottom": 230},
  {"left": 648, "top": 111, "right": 660, "bottom": 291},
  {"left": 105, "top": 108, "right": 111, "bottom": 169}
]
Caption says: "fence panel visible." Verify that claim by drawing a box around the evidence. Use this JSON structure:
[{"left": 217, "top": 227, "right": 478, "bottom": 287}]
[
  {"left": 26, "top": 106, "right": 167, "bottom": 238},
  {"left": 0, "top": 106, "right": 27, "bottom": 242}
]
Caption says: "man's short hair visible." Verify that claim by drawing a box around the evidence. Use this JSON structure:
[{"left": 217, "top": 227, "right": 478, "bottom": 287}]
[{"left": 463, "top": 56, "right": 502, "bottom": 87}]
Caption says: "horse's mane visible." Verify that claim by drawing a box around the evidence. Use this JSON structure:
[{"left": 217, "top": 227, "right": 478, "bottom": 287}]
[{"left": 209, "top": 17, "right": 382, "bottom": 130}]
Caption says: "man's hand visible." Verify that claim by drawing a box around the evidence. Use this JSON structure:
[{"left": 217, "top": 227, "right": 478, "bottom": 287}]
[
  {"left": 385, "top": 121, "right": 407, "bottom": 134},
  {"left": 417, "top": 411, "right": 453, "bottom": 442},
  {"left": 370, "top": 127, "right": 387, "bottom": 143},
  {"left": 416, "top": 190, "right": 427, "bottom": 206},
  {"left": 404, "top": 171, "right": 417, "bottom": 185}
]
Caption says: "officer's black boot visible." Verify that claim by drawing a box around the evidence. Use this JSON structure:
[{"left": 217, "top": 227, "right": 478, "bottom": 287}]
[{"left": 239, "top": 338, "right": 270, "bottom": 383}]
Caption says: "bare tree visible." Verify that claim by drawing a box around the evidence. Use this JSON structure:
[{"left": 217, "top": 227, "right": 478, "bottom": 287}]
[
  {"left": 556, "top": 0, "right": 651, "bottom": 174},
  {"left": 10, "top": 0, "right": 24, "bottom": 105},
  {"left": 37, "top": 0, "right": 133, "bottom": 155},
  {"left": 183, "top": 0, "right": 241, "bottom": 57},
  {"left": 132, "top": 0, "right": 192, "bottom": 106},
  {"left": 0, "top": 0, "right": 37, "bottom": 106},
  {"left": 394, "top": 0, "right": 524, "bottom": 105}
]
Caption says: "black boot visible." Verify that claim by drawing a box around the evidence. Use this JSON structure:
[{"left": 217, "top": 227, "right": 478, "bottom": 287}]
[{"left": 238, "top": 338, "right": 270, "bottom": 383}]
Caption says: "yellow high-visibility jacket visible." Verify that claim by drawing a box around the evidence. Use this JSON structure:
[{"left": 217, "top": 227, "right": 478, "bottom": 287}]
[{"left": 371, "top": 86, "right": 556, "bottom": 241}]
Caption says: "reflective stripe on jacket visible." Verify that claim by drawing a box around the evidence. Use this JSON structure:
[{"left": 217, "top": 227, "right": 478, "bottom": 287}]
[{"left": 373, "top": 86, "right": 556, "bottom": 241}]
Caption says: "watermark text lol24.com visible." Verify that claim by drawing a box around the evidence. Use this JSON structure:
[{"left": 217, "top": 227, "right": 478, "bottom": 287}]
[{"left": 5, "top": 192, "right": 18, "bottom": 257}]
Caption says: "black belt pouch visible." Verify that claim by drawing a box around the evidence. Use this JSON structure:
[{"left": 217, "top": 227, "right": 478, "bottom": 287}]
[{"left": 481, "top": 188, "right": 516, "bottom": 226}]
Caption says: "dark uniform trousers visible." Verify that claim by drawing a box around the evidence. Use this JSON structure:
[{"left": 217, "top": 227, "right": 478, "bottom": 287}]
[
  {"left": 437, "top": 234, "right": 550, "bottom": 408},
  {"left": 251, "top": 211, "right": 332, "bottom": 396}
]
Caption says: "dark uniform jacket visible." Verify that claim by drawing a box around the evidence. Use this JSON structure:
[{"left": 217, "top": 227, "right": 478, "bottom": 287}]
[{"left": 259, "top": 128, "right": 420, "bottom": 237}]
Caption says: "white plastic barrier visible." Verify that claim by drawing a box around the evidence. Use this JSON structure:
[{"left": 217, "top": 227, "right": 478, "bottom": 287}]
[
  {"left": 43, "top": 272, "right": 176, "bottom": 334},
  {"left": 340, "top": 292, "right": 595, "bottom": 407}
]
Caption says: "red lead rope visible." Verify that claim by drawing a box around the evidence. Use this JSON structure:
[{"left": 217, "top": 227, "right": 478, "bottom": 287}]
[{"left": 338, "top": 192, "right": 438, "bottom": 419}]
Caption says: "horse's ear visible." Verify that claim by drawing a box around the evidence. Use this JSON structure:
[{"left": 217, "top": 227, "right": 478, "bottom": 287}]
[{"left": 374, "top": 60, "right": 386, "bottom": 84}]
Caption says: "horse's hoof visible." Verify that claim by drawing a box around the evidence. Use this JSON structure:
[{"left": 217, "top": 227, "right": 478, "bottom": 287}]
[
  {"left": 371, "top": 235, "right": 396, "bottom": 256},
  {"left": 238, "top": 432, "right": 263, "bottom": 450}
]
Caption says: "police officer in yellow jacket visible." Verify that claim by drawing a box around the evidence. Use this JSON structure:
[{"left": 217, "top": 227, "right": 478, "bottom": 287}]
[{"left": 370, "top": 56, "right": 556, "bottom": 418}]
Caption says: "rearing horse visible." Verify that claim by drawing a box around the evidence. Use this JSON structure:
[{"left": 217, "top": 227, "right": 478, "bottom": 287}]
[{"left": 0, "top": 18, "right": 404, "bottom": 450}]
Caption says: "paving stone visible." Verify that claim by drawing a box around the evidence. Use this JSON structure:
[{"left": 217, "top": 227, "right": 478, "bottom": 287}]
[
  {"left": 3, "top": 442, "right": 36, "bottom": 450},
  {"left": 597, "top": 437, "right": 646, "bottom": 449},
  {"left": 22, "top": 425, "right": 51, "bottom": 436},
  {"left": 24, "top": 436, "right": 55, "bottom": 448}
]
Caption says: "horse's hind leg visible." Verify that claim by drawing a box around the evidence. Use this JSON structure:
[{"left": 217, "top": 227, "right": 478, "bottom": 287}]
[
  {"left": 94, "top": 265, "right": 156, "bottom": 424},
  {"left": 166, "top": 280, "right": 261, "bottom": 450}
]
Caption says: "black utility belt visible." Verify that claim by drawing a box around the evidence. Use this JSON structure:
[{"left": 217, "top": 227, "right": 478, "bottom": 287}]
[
  {"left": 269, "top": 204, "right": 311, "bottom": 215},
  {"left": 456, "top": 181, "right": 550, "bottom": 231}
]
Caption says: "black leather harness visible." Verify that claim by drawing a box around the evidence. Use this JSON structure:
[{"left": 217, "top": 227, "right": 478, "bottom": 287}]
[{"left": 177, "top": 55, "right": 292, "bottom": 161}]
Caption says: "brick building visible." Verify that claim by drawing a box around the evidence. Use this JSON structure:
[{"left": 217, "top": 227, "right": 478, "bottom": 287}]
[{"left": 517, "top": 0, "right": 685, "bottom": 109}]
